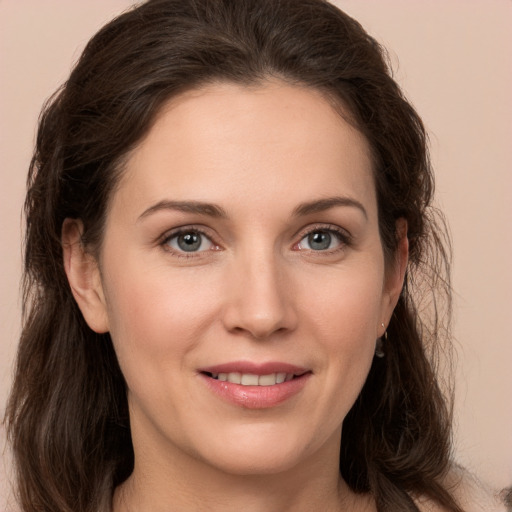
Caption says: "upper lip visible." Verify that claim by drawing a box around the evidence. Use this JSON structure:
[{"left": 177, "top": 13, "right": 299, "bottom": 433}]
[{"left": 198, "top": 361, "right": 309, "bottom": 376}]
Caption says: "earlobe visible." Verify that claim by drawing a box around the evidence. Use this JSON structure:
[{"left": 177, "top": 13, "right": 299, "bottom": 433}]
[{"left": 61, "top": 219, "right": 110, "bottom": 333}]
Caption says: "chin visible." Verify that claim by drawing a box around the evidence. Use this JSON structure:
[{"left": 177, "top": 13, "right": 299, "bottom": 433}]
[
  {"left": 203, "top": 448, "right": 306, "bottom": 477},
  {"left": 188, "top": 423, "right": 332, "bottom": 477}
]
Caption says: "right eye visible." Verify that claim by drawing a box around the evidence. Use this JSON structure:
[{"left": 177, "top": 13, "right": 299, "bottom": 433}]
[{"left": 164, "top": 230, "right": 216, "bottom": 254}]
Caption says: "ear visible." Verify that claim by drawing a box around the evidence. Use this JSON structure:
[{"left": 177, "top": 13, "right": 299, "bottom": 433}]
[
  {"left": 61, "top": 218, "right": 109, "bottom": 333},
  {"left": 380, "top": 218, "right": 409, "bottom": 334}
]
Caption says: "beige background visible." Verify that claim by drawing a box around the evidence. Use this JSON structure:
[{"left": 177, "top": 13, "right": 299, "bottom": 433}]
[{"left": 1, "top": 0, "right": 511, "bottom": 506}]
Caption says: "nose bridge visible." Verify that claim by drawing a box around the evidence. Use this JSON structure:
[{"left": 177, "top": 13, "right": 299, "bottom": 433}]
[{"left": 222, "top": 243, "right": 296, "bottom": 338}]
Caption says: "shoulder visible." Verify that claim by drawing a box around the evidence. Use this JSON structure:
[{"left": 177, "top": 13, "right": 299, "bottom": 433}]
[{"left": 414, "top": 465, "right": 509, "bottom": 512}]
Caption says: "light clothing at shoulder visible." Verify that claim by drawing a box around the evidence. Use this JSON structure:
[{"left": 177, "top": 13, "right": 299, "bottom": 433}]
[{"left": 415, "top": 466, "right": 509, "bottom": 512}]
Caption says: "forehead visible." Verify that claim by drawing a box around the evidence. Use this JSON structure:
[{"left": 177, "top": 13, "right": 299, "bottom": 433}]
[{"left": 114, "top": 81, "right": 376, "bottom": 220}]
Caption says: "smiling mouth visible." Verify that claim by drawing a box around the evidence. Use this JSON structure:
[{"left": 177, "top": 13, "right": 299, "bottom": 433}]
[
  {"left": 203, "top": 372, "right": 304, "bottom": 386},
  {"left": 200, "top": 367, "right": 311, "bottom": 408}
]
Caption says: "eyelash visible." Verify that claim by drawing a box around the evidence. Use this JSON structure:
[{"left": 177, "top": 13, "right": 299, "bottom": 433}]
[{"left": 159, "top": 224, "right": 352, "bottom": 258}]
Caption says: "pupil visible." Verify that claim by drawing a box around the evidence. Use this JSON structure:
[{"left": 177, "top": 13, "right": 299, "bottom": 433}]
[
  {"left": 178, "top": 232, "right": 201, "bottom": 251},
  {"left": 309, "top": 231, "right": 331, "bottom": 250}
]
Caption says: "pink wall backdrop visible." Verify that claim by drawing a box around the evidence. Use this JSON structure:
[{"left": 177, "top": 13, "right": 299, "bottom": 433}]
[{"left": 1, "top": 1, "right": 511, "bottom": 508}]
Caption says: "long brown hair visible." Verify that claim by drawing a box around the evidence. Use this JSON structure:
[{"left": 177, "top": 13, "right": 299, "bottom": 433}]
[{"left": 6, "top": 1, "right": 460, "bottom": 510}]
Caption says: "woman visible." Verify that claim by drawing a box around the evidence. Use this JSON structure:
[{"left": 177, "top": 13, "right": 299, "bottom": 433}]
[{"left": 4, "top": 0, "right": 504, "bottom": 511}]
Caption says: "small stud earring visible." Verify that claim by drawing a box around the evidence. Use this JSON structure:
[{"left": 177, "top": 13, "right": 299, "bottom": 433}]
[{"left": 375, "top": 323, "right": 387, "bottom": 358}]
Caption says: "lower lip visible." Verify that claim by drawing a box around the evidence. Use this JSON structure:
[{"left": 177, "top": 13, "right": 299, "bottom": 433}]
[{"left": 200, "top": 373, "right": 311, "bottom": 409}]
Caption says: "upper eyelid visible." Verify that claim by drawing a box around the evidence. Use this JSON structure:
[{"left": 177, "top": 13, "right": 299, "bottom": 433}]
[
  {"left": 295, "top": 223, "right": 352, "bottom": 242},
  {"left": 160, "top": 225, "right": 216, "bottom": 243}
]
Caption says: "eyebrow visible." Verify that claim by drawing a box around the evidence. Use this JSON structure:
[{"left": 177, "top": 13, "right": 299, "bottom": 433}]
[
  {"left": 137, "top": 200, "right": 228, "bottom": 221},
  {"left": 292, "top": 196, "right": 368, "bottom": 220},
  {"left": 137, "top": 195, "right": 367, "bottom": 222}
]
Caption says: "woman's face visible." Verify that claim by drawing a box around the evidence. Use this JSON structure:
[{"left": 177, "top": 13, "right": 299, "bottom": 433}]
[{"left": 87, "top": 82, "right": 404, "bottom": 475}]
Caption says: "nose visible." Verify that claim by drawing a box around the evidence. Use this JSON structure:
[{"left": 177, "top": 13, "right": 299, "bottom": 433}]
[{"left": 221, "top": 249, "right": 298, "bottom": 340}]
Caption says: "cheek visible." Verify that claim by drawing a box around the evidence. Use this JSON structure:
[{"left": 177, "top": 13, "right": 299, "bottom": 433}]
[
  {"left": 301, "top": 265, "right": 384, "bottom": 405},
  {"left": 303, "top": 262, "right": 384, "bottom": 342},
  {"left": 103, "top": 260, "right": 220, "bottom": 370}
]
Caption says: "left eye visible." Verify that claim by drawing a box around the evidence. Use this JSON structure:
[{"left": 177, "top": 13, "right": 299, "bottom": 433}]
[
  {"left": 166, "top": 231, "right": 214, "bottom": 253},
  {"left": 297, "top": 229, "right": 342, "bottom": 251}
]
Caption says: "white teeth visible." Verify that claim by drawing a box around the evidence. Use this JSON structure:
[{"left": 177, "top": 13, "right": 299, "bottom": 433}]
[
  {"left": 227, "top": 372, "right": 241, "bottom": 384},
  {"left": 211, "top": 372, "right": 296, "bottom": 386},
  {"left": 258, "top": 374, "right": 277, "bottom": 386},
  {"left": 241, "top": 374, "right": 259, "bottom": 386}
]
